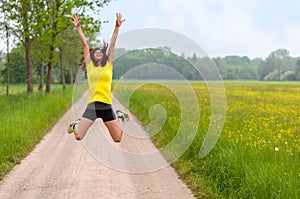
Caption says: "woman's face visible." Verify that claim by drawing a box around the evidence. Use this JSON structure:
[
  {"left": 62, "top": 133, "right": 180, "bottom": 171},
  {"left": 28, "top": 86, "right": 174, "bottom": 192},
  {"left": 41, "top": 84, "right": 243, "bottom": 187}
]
[{"left": 94, "top": 50, "right": 103, "bottom": 61}]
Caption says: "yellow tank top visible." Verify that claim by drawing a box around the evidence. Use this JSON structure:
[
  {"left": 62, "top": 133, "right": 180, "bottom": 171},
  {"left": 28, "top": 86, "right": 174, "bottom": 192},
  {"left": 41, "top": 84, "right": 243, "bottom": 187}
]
[{"left": 86, "top": 61, "right": 113, "bottom": 104}]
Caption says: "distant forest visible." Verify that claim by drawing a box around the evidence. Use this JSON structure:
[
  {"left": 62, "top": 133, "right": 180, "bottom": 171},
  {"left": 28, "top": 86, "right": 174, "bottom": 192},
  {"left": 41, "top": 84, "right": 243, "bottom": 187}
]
[
  {"left": 1, "top": 47, "right": 300, "bottom": 87},
  {"left": 113, "top": 48, "right": 300, "bottom": 81}
]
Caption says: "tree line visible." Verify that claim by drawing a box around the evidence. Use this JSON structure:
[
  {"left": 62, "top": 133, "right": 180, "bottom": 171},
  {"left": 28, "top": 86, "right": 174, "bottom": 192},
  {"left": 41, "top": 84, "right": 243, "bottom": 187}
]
[
  {"left": 113, "top": 48, "right": 300, "bottom": 81},
  {"left": 215, "top": 49, "right": 300, "bottom": 81},
  {"left": 0, "top": 0, "right": 112, "bottom": 95},
  {"left": 2, "top": 46, "right": 299, "bottom": 91}
]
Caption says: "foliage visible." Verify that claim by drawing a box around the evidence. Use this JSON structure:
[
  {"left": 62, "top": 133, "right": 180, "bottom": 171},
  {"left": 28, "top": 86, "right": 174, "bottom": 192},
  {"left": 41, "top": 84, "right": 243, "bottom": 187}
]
[
  {"left": 259, "top": 49, "right": 298, "bottom": 81},
  {"left": 113, "top": 48, "right": 300, "bottom": 81},
  {"left": 0, "top": 0, "right": 113, "bottom": 93},
  {"left": 113, "top": 48, "right": 201, "bottom": 80},
  {"left": 1, "top": 46, "right": 27, "bottom": 83}
]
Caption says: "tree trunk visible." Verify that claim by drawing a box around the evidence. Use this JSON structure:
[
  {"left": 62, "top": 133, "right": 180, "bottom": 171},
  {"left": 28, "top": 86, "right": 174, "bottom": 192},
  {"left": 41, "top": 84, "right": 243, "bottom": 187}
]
[
  {"left": 38, "top": 54, "right": 44, "bottom": 91},
  {"left": 59, "top": 45, "right": 66, "bottom": 90},
  {"left": 21, "top": 0, "right": 34, "bottom": 93},
  {"left": 46, "top": 43, "right": 54, "bottom": 94},
  {"left": 25, "top": 37, "right": 33, "bottom": 93},
  {"left": 45, "top": 8, "right": 58, "bottom": 94},
  {"left": 6, "top": 24, "right": 10, "bottom": 97}
]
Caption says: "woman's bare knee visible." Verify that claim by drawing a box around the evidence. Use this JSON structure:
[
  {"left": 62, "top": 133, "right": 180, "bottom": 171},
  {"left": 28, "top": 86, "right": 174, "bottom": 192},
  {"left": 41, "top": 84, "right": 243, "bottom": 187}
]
[
  {"left": 75, "top": 135, "right": 82, "bottom": 141},
  {"left": 74, "top": 130, "right": 82, "bottom": 141},
  {"left": 73, "top": 118, "right": 94, "bottom": 141},
  {"left": 104, "top": 120, "right": 123, "bottom": 142},
  {"left": 113, "top": 138, "right": 121, "bottom": 143},
  {"left": 112, "top": 132, "right": 122, "bottom": 143}
]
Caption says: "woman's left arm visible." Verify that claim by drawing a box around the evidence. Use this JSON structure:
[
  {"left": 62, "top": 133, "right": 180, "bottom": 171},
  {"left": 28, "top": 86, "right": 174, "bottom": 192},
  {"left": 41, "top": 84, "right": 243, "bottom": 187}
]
[{"left": 108, "top": 13, "right": 125, "bottom": 65}]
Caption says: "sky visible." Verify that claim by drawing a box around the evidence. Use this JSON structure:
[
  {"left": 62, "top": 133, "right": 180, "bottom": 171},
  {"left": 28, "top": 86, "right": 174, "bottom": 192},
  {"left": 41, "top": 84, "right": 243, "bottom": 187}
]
[{"left": 95, "top": 0, "right": 300, "bottom": 59}]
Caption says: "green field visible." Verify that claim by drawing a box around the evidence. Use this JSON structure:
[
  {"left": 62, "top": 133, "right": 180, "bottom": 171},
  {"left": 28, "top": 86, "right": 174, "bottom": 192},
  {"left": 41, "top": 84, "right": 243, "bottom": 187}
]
[
  {"left": 113, "top": 81, "right": 300, "bottom": 199},
  {"left": 0, "top": 84, "right": 74, "bottom": 179},
  {"left": 1, "top": 82, "right": 299, "bottom": 198}
]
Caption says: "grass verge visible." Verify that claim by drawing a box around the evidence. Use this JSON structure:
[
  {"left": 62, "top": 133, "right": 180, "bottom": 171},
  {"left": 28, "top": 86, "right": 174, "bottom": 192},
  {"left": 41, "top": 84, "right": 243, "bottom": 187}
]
[{"left": 0, "top": 84, "right": 75, "bottom": 179}]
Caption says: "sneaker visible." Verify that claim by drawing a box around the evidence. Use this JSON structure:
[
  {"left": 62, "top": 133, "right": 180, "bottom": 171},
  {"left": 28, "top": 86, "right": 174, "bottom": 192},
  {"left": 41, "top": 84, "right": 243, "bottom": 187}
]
[
  {"left": 116, "top": 110, "right": 130, "bottom": 122},
  {"left": 67, "top": 118, "right": 81, "bottom": 134}
]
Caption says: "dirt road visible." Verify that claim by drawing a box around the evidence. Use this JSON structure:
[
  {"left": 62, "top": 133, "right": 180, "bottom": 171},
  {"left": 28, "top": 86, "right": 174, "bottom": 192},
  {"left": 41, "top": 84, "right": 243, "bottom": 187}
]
[{"left": 0, "top": 93, "right": 195, "bottom": 199}]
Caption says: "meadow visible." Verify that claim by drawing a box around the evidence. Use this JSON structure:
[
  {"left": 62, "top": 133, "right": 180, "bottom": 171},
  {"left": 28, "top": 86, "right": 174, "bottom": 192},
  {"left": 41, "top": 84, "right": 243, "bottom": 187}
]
[
  {"left": 0, "top": 82, "right": 299, "bottom": 198},
  {"left": 0, "top": 84, "right": 74, "bottom": 179},
  {"left": 113, "top": 81, "right": 300, "bottom": 199}
]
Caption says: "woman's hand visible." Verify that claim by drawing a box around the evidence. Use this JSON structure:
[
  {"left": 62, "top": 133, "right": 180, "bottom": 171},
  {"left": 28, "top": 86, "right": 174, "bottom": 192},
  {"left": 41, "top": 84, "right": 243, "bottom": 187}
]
[
  {"left": 115, "top": 13, "right": 125, "bottom": 28},
  {"left": 72, "top": 14, "right": 80, "bottom": 27}
]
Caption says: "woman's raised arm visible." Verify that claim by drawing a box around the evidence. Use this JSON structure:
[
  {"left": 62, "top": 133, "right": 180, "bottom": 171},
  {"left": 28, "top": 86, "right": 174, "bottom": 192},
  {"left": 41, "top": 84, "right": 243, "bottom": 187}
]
[
  {"left": 72, "top": 14, "right": 90, "bottom": 64},
  {"left": 108, "top": 13, "right": 125, "bottom": 65}
]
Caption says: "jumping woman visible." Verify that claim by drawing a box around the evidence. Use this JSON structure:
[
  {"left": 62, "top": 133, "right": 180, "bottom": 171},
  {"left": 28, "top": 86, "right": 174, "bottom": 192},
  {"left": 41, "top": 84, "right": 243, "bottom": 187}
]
[{"left": 67, "top": 13, "right": 129, "bottom": 142}]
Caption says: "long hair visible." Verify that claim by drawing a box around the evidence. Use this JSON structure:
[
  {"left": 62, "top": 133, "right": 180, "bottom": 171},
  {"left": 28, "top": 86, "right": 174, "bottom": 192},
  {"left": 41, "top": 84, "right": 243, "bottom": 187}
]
[{"left": 90, "top": 42, "right": 109, "bottom": 67}]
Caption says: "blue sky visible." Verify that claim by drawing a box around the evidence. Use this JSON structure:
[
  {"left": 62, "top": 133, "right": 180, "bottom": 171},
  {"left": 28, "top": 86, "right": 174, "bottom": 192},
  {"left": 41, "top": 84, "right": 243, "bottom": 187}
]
[{"left": 97, "top": 0, "right": 300, "bottom": 59}]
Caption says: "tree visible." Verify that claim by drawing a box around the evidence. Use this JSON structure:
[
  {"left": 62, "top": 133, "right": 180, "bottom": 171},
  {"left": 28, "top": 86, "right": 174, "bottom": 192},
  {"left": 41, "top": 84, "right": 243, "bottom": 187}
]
[
  {"left": 0, "top": 1, "right": 13, "bottom": 96},
  {"left": 280, "top": 71, "right": 295, "bottom": 81},
  {"left": 223, "top": 55, "right": 251, "bottom": 66},
  {"left": 270, "top": 49, "right": 290, "bottom": 60},
  {"left": 5, "top": 22, "right": 10, "bottom": 96},
  {"left": 42, "top": 0, "right": 112, "bottom": 93},
  {"left": 213, "top": 57, "right": 227, "bottom": 80},
  {"left": 31, "top": 35, "right": 49, "bottom": 91},
  {"left": 1, "top": 0, "right": 46, "bottom": 93},
  {"left": 259, "top": 49, "right": 289, "bottom": 80},
  {"left": 60, "top": 27, "right": 82, "bottom": 84},
  {"left": 1, "top": 0, "right": 112, "bottom": 93},
  {"left": 2, "top": 46, "right": 27, "bottom": 84},
  {"left": 270, "top": 49, "right": 292, "bottom": 80}
]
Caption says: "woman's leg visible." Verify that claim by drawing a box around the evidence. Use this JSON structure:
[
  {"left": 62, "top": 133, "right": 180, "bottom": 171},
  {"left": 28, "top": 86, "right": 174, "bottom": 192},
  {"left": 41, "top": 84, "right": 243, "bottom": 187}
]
[
  {"left": 74, "top": 117, "right": 94, "bottom": 140},
  {"left": 104, "top": 118, "right": 124, "bottom": 143}
]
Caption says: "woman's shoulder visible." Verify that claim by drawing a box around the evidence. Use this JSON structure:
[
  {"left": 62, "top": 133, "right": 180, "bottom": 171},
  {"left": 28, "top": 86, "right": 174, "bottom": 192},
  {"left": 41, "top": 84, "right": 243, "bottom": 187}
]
[
  {"left": 105, "top": 61, "right": 113, "bottom": 68},
  {"left": 86, "top": 60, "right": 94, "bottom": 69}
]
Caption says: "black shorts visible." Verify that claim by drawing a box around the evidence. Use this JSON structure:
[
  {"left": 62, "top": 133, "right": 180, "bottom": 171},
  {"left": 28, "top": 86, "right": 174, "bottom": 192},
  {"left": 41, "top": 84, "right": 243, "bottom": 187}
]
[{"left": 82, "top": 102, "right": 116, "bottom": 122}]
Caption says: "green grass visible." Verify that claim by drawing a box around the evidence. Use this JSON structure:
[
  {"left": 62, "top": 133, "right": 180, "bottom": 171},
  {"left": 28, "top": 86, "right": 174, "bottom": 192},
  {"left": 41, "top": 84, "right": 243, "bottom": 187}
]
[
  {"left": 0, "top": 84, "right": 76, "bottom": 179},
  {"left": 113, "top": 81, "right": 300, "bottom": 199}
]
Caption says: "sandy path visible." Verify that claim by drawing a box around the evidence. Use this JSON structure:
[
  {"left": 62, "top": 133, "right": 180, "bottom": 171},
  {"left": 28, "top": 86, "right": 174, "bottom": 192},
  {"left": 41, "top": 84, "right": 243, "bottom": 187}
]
[{"left": 0, "top": 93, "right": 195, "bottom": 199}]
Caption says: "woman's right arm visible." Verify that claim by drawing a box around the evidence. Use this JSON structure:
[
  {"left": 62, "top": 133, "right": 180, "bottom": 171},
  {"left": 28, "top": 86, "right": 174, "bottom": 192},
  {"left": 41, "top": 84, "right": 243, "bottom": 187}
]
[{"left": 72, "top": 14, "right": 90, "bottom": 63}]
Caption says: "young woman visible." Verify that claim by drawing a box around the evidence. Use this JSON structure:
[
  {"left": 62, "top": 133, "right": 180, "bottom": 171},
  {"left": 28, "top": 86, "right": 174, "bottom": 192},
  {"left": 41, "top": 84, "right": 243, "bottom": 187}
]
[{"left": 67, "top": 13, "right": 128, "bottom": 142}]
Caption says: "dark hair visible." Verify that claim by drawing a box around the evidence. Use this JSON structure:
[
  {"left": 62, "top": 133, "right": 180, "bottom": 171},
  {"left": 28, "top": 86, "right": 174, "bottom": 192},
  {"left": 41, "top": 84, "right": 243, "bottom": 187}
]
[{"left": 90, "top": 42, "right": 108, "bottom": 67}]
